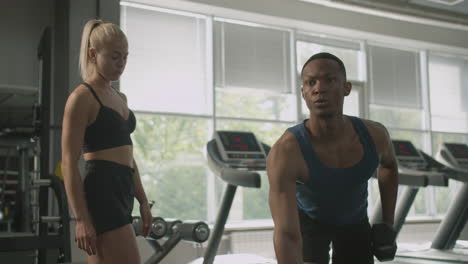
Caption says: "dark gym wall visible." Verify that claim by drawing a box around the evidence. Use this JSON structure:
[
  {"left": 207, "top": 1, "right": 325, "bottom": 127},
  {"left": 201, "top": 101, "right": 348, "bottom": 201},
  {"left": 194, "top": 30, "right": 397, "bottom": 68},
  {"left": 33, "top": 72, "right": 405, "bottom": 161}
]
[
  {"left": 0, "top": 0, "right": 120, "bottom": 174},
  {"left": 0, "top": 0, "right": 54, "bottom": 89}
]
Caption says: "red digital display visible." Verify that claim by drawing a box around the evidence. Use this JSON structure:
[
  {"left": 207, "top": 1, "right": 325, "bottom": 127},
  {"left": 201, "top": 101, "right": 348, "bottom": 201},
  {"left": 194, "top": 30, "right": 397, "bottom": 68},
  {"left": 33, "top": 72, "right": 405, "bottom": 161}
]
[
  {"left": 446, "top": 143, "right": 468, "bottom": 159},
  {"left": 392, "top": 140, "right": 420, "bottom": 157},
  {"left": 219, "top": 132, "right": 261, "bottom": 152}
]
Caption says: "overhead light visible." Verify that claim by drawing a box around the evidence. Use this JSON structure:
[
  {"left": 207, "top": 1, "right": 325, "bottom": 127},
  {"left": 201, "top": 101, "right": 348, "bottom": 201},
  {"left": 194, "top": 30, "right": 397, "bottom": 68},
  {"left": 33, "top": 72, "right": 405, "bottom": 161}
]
[{"left": 424, "top": 0, "right": 465, "bottom": 5}]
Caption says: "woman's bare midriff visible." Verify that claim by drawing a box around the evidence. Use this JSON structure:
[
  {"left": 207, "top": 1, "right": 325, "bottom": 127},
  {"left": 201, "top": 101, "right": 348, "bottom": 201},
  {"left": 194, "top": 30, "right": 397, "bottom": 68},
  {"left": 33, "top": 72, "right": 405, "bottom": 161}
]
[{"left": 83, "top": 145, "right": 134, "bottom": 167}]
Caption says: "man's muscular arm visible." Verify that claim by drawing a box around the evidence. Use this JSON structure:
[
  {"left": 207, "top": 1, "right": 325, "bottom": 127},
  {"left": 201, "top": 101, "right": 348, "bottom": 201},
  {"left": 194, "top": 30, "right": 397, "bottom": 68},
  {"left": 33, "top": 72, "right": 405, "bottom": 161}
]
[
  {"left": 267, "top": 133, "right": 303, "bottom": 264},
  {"left": 373, "top": 122, "right": 399, "bottom": 225}
]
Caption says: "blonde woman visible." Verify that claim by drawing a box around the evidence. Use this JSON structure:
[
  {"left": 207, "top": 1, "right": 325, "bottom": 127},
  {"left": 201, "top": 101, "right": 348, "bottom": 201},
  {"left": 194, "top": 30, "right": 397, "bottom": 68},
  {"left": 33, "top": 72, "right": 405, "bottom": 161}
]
[{"left": 61, "top": 19, "right": 152, "bottom": 263}]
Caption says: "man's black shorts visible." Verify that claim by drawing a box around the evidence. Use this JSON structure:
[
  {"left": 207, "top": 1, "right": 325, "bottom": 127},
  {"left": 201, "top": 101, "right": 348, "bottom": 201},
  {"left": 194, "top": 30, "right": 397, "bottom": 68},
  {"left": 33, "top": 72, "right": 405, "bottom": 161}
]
[{"left": 298, "top": 209, "right": 374, "bottom": 264}]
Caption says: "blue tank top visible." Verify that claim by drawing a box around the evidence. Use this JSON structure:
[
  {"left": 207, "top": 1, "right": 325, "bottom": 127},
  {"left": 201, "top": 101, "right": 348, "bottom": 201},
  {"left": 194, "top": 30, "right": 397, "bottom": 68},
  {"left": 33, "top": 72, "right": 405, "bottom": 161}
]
[{"left": 288, "top": 116, "right": 378, "bottom": 225}]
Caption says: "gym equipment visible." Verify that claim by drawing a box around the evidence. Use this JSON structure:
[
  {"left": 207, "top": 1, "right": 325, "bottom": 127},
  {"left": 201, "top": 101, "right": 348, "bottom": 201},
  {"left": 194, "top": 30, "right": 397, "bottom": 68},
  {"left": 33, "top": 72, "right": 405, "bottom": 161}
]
[
  {"left": 432, "top": 143, "right": 468, "bottom": 249},
  {"left": 371, "top": 223, "right": 397, "bottom": 262},
  {"left": 371, "top": 139, "right": 450, "bottom": 235},
  {"left": 394, "top": 142, "right": 468, "bottom": 263},
  {"left": 189, "top": 131, "right": 276, "bottom": 264},
  {"left": 213, "top": 131, "right": 267, "bottom": 167},
  {"left": 0, "top": 173, "right": 72, "bottom": 263},
  {"left": 133, "top": 216, "right": 169, "bottom": 239},
  {"left": 133, "top": 217, "right": 210, "bottom": 264},
  {"left": 0, "top": 27, "right": 72, "bottom": 264},
  {"left": 55, "top": 160, "right": 64, "bottom": 181}
]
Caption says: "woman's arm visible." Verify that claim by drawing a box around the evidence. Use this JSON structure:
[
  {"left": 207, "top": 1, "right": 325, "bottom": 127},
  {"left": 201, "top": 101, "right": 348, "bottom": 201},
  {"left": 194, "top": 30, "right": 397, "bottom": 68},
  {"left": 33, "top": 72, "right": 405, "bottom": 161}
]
[
  {"left": 132, "top": 160, "right": 148, "bottom": 206},
  {"left": 62, "top": 88, "right": 92, "bottom": 223},
  {"left": 133, "top": 159, "right": 152, "bottom": 236},
  {"left": 61, "top": 87, "right": 97, "bottom": 255}
]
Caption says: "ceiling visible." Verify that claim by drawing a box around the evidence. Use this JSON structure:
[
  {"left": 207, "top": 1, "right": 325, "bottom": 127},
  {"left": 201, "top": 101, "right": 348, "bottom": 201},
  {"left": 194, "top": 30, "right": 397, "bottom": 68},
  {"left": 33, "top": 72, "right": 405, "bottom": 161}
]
[
  {"left": 302, "top": 0, "right": 468, "bottom": 27},
  {"left": 409, "top": 0, "right": 468, "bottom": 15}
]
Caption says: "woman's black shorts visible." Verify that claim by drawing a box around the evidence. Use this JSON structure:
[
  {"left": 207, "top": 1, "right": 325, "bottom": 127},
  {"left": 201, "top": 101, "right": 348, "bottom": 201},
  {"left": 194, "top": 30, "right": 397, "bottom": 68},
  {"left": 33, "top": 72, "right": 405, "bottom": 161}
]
[
  {"left": 298, "top": 209, "right": 374, "bottom": 264},
  {"left": 84, "top": 160, "right": 135, "bottom": 235}
]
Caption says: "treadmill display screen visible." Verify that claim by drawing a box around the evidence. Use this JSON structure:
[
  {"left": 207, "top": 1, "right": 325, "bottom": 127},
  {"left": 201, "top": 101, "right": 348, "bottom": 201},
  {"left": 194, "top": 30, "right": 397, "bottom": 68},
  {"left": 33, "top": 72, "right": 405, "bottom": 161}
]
[
  {"left": 218, "top": 131, "right": 261, "bottom": 152},
  {"left": 446, "top": 143, "right": 468, "bottom": 159},
  {"left": 392, "top": 140, "right": 420, "bottom": 157}
]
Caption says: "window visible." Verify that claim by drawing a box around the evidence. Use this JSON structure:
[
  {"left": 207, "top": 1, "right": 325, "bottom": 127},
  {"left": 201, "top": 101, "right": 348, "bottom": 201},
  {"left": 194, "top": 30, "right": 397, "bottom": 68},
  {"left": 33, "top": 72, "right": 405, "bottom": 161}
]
[
  {"left": 343, "top": 87, "right": 361, "bottom": 117},
  {"left": 429, "top": 54, "right": 468, "bottom": 133},
  {"left": 122, "top": 4, "right": 297, "bottom": 222},
  {"left": 215, "top": 88, "right": 296, "bottom": 121},
  {"left": 132, "top": 114, "right": 211, "bottom": 220},
  {"left": 215, "top": 20, "right": 292, "bottom": 94},
  {"left": 369, "top": 105, "right": 424, "bottom": 131},
  {"left": 121, "top": 4, "right": 211, "bottom": 115},
  {"left": 296, "top": 36, "right": 363, "bottom": 81},
  {"left": 368, "top": 45, "right": 424, "bottom": 130},
  {"left": 369, "top": 45, "right": 422, "bottom": 109},
  {"left": 214, "top": 20, "right": 295, "bottom": 121}
]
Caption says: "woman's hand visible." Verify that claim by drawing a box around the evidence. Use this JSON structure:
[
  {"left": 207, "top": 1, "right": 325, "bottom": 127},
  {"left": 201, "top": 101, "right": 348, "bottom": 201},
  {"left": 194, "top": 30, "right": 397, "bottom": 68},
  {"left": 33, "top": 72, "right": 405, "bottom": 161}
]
[
  {"left": 75, "top": 219, "right": 97, "bottom": 255},
  {"left": 140, "top": 202, "right": 153, "bottom": 237}
]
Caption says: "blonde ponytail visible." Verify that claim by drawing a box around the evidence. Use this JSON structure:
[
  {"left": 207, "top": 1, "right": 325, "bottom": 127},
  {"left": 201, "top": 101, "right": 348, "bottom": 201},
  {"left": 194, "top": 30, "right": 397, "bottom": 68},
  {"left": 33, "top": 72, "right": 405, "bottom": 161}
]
[
  {"left": 78, "top": 19, "right": 127, "bottom": 80},
  {"left": 79, "top": 19, "right": 103, "bottom": 80}
]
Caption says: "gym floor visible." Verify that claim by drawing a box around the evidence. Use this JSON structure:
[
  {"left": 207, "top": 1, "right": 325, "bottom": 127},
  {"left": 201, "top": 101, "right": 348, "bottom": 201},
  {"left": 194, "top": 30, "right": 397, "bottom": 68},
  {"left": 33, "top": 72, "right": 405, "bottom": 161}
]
[{"left": 0, "top": 221, "right": 457, "bottom": 264}]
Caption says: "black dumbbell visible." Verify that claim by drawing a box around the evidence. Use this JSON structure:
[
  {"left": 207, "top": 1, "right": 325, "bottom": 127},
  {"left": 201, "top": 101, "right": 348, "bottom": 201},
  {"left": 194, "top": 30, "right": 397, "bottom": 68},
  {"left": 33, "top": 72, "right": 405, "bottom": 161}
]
[
  {"left": 151, "top": 217, "right": 168, "bottom": 239},
  {"left": 178, "top": 221, "right": 210, "bottom": 243},
  {"left": 133, "top": 216, "right": 168, "bottom": 239},
  {"left": 371, "top": 223, "right": 397, "bottom": 262}
]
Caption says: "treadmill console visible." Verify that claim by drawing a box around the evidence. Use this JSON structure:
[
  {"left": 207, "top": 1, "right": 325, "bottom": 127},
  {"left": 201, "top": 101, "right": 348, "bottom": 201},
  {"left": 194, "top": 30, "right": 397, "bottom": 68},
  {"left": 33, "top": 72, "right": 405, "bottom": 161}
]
[
  {"left": 213, "top": 131, "right": 267, "bottom": 167},
  {"left": 392, "top": 140, "right": 427, "bottom": 170},
  {"left": 441, "top": 143, "right": 468, "bottom": 169}
]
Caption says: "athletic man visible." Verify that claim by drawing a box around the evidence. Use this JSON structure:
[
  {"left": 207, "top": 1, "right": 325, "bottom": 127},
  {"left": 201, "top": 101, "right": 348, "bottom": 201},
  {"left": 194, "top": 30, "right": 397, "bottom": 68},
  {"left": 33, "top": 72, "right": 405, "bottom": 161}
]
[{"left": 267, "top": 52, "right": 398, "bottom": 264}]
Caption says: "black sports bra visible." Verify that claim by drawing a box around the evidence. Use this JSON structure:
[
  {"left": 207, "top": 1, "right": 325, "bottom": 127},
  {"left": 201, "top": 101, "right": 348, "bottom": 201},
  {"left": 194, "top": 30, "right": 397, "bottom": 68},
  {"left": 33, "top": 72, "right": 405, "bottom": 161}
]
[{"left": 82, "top": 83, "right": 136, "bottom": 153}]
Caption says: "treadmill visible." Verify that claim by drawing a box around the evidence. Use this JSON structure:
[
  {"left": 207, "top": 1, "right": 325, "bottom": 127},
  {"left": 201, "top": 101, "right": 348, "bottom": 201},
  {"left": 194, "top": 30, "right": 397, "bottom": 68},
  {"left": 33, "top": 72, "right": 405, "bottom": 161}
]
[
  {"left": 395, "top": 142, "right": 468, "bottom": 263},
  {"left": 189, "top": 131, "right": 277, "bottom": 264},
  {"left": 371, "top": 140, "right": 449, "bottom": 236}
]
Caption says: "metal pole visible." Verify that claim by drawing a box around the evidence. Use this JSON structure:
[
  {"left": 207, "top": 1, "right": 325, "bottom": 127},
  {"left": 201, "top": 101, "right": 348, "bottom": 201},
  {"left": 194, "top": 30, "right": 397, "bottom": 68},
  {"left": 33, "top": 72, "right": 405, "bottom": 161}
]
[
  {"left": 203, "top": 184, "right": 237, "bottom": 264},
  {"left": 394, "top": 186, "right": 419, "bottom": 235},
  {"left": 432, "top": 183, "right": 468, "bottom": 250},
  {"left": 37, "top": 26, "right": 52, "bottom": 264},
  {"left": 18, "top": 145, "right": 31, "bottom": 232}
]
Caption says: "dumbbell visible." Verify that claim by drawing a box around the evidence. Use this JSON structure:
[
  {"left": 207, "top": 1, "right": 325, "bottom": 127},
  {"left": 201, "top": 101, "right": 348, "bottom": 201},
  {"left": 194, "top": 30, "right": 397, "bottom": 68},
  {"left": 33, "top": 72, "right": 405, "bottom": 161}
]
[
  {"left": 178, "top": 221, "right": 210, "bottom": 243},
  {"left": 133, "top": 216, "right": 168, "bottom": 239},
  {"left": 165, "top": 219, "right": 183, "bottom": 236},
  {"left": 371, "top": 223, "right": 397, "bottom": 262}
]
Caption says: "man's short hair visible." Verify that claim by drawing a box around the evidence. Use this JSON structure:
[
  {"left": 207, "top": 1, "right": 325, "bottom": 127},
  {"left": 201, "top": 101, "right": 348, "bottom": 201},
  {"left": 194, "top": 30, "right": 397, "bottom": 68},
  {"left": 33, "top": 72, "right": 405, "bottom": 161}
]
[{"left": 301, "top": 52, "right": 347, "bottom": 80}]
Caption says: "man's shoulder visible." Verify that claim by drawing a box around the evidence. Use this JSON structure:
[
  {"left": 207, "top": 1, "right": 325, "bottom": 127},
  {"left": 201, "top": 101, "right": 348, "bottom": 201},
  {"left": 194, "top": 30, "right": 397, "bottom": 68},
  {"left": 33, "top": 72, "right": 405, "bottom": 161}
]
[
  {"left": 357, "top": 118, "right": 391, "bottom": 152},
  {"left": 356, "top": 117, "right": 388, "bottom": 136},
  {"left": 267, "top": 131, "right": 304, "bottom": 179},
  {"left": 269, "top": 131, "right": 305, "bottom": 165},
  {"left": 273, "top": 130, "right": 300, "bottom": 152}
]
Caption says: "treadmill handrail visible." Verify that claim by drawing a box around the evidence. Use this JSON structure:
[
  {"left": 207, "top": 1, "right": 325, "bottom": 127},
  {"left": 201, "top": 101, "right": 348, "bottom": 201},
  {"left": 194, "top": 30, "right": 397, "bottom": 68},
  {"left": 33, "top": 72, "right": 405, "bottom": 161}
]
[
  {"left": 435, "top": 160, "right": 468, "bottom": 182},
  {"left": 396, "top": 167, "right": 428, "bottom": 187},
  {"left": 207, "top": 140, "right": 261, "bottom": 188},
  {"left": 397, "top": 167, "right": 449, "bottom": 187},
  {"left": 218, "top": 167, "right": 261, "bottom": 188}
]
